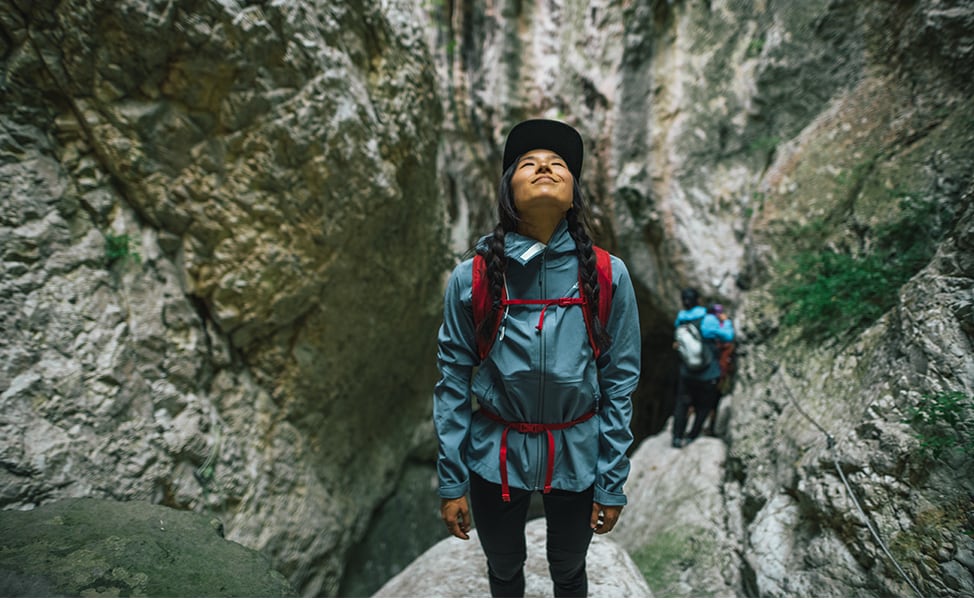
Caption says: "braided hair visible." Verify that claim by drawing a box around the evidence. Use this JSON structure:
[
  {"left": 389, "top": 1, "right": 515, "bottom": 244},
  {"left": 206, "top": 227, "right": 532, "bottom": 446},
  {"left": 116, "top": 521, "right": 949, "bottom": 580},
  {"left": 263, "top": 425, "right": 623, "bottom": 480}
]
[{"left": 475, "top": 156, "right": 612, "bottom": 354}]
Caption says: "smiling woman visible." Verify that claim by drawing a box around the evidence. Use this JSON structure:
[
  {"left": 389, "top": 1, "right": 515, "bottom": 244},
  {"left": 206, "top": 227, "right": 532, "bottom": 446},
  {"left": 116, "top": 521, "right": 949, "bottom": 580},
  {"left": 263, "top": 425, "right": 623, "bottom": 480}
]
[
  {"left": 510, "top": 149, "right": 575, "bottom": 243},
  {"left": 432, "top": 118, "right": 642, "bottom": 597}
]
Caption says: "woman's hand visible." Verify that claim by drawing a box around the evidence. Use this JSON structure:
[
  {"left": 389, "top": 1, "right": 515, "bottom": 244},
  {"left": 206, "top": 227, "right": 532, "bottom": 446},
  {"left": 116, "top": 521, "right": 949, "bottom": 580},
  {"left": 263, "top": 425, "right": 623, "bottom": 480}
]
[
  {"left": 441, "top": 496, "right": 471, "bottom": 540},
  {"left": 590, "top": 502, "right": 622, "bottom": 534}
]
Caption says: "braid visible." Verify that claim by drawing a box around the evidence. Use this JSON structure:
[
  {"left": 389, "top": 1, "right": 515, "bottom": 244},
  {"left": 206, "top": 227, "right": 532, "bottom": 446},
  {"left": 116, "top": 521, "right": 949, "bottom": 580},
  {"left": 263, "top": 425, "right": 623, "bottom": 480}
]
[
  {"left": 566, "top": 185, "right": 612, "bottom": 354},
  {"left": 476, "top": 224, "right": 508, "bottom": 346},
  {"left": 476, "top": 159, "right": 520, "bottom": 350}
]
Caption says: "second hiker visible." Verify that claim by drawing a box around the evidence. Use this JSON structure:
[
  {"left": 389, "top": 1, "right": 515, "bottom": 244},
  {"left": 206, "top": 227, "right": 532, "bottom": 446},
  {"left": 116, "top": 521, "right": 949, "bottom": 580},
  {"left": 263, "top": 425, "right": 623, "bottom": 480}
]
[{"left": 671, "top": 287, "right": 735, "bottom": 448}]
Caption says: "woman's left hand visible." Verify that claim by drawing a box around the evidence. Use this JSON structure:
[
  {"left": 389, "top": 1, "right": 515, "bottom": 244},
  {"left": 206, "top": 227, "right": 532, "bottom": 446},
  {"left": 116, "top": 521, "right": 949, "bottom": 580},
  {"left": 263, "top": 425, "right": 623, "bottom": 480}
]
[{"left": 590, "top": 502, "right": 622, "bottom": 534}]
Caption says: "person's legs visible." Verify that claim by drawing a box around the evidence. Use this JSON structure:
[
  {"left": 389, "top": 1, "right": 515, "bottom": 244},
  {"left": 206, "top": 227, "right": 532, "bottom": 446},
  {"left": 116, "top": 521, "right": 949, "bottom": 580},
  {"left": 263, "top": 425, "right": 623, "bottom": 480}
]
[
  {"left": 469, "top": 472, "right": 532, "bottom": 597},
  {"left": 671, "top": 376, "right": 692, "bottom": 446},
  {"left": 686, "top": 379, "right": 719, "bottom": 441},
  {"left": 542, "top": 485, "right": 595, "bottom": 597}
]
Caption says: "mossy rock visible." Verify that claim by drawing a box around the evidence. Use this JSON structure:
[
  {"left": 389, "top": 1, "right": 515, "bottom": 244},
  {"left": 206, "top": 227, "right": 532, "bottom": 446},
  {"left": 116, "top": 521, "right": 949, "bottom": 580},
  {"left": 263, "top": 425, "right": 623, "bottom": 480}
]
[
  {"left": 0, "top": 498, "right": 293, "bottom": 597},
  {"left": 630, "top": 526, "right": 712, "bottom": 597}
]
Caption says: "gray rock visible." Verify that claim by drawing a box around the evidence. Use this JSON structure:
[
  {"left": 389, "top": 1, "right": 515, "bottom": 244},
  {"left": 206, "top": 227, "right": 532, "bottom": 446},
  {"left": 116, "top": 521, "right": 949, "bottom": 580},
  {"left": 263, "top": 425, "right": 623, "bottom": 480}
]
[
  {"left": 614, "top": 427, "right": 740, "bottom": 597},
  {"left": 0, "top": 498, "right": 292, "bottom": 597},
  {"left": 373, "top": 517, "right": 651, "bottom": 598}
]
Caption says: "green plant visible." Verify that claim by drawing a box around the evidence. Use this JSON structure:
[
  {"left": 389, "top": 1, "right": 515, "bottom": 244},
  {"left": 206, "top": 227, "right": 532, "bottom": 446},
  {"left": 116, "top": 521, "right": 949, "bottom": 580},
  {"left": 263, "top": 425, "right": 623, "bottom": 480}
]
[
  {"left": 775, "top": 250, "right": 891, "bottom": 338},
  {"left": 834, "top": 157, "right": 876, "bottom": 187},
  {"left": 104, "top": 232, "right": 141, "bottom": 266},
  {"left": 904, "top": 391, "right": 974, "bottom": 459},
  {"left": 748, "top": 135, "right": 779, "bottom": 155},
  {"left": 772, "top": 195, "right": 950, "bottom": 340},
  {"left": 747, "top": 37, "right": 765, "bottom": 58},
  {"left": 630, "top": 529, "right": 697, "bottom": 594}
]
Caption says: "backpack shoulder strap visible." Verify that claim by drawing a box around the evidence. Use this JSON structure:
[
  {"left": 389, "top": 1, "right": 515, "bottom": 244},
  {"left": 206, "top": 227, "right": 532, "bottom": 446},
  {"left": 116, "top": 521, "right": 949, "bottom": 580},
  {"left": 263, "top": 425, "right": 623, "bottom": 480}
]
[
  {"left": 472, "top": 254, "right": 504, "bottom": 361},
  {"left": 594, "top": 246, "right": 613, "bottom": 328},
  {"left": 581, "top": 246, "right": 614, "bottom": 359},
  {"left": 476, "top": 248, "right": 613, "bottom": 362}
]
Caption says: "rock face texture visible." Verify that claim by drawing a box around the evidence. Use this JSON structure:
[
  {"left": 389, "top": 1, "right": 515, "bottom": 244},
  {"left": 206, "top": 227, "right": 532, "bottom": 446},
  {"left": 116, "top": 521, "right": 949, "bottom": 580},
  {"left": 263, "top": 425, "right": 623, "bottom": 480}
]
[
  {"left": 1, "top": 1, "right": 444, "bottom": 595},
  {"left": 0, "top": 498, "right": 292, "bottom": 597},
  {"left": 614, "top": 431, "right": 740, "bottom": 597},
  {"left": 2, "top": 0, "right": 973, "bottom": 597}
]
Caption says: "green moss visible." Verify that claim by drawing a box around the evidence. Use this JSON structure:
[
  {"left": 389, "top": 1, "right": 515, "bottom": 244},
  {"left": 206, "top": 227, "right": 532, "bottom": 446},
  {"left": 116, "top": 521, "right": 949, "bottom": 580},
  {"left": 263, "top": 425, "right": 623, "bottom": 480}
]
[
  {"left": 772, "top": 194, "right": 952, "bottom": 340},
  {"left": 746, "top": 36, "right": 764, "bottom": 58},
  {"left": 104, "top": 232, "right": 141, "bottom": 267},
  {"left": 630, "top": 527, "right": 705, "bottom": 596},
  {"left": 890, "top": 501, "right": 973, "bottom": 568},
  {"left": 0, "top": 498, "right": 293, "bottom": 597},
  {"left": 747, "top": 135, "right": 779, "bottom": 155},
  {"left": 904, "top": 391, "right": 974, "bottom": 459}
]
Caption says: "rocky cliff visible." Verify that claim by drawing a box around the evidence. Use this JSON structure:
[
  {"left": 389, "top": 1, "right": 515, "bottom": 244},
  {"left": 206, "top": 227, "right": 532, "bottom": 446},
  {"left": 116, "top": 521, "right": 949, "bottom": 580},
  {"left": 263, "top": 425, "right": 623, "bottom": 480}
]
[
  {"left": 2, "top": 0, "right": 972, "bottom": 596},
  {"left": 1, "top": 0, "right": 444, "bottom": 595}
]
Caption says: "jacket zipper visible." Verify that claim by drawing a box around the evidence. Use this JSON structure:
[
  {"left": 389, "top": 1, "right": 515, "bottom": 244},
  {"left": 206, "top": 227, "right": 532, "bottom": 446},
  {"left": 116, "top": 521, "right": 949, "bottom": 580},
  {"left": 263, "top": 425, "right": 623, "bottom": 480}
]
[{"left": 536, "top": 250, "right": 547, "bottom": 489}]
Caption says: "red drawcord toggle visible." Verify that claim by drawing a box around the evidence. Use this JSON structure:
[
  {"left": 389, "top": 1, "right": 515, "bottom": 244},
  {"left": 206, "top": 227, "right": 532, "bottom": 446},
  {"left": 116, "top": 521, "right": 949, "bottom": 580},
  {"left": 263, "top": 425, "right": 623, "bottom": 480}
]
[
  {"left": 501, "top": 297, "right": 585, "bottom": 331},
  {"left": 480, "top": 408, "right": 596, "bottom": 502}
]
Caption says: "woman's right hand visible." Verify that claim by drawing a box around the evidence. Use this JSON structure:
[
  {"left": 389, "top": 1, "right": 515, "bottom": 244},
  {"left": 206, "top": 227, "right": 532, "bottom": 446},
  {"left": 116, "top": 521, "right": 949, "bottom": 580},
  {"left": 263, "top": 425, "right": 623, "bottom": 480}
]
[{"left": 441, "top": 496, "right": 471, "bottom": 540}]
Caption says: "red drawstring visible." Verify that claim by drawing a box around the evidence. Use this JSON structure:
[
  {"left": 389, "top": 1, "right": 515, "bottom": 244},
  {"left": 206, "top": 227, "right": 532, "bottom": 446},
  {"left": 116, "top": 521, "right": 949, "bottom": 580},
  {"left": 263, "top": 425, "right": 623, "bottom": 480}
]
[
  {"left": 501, "top": 297, "right": 585, "bottom": 331},
  {"left": 480, "top": 408, "right": 596, "bottom": 502}
]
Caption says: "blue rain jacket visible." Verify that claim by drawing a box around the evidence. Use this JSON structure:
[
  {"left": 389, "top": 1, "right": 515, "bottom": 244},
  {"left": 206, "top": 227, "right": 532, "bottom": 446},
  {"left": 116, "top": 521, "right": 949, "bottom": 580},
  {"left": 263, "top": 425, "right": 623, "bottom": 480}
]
[
  {"left": 433, "top": 220, "right": 641, "bottom": 506},
  {"left": 674, "top": 305, "right": 735, "bottom": 381}
]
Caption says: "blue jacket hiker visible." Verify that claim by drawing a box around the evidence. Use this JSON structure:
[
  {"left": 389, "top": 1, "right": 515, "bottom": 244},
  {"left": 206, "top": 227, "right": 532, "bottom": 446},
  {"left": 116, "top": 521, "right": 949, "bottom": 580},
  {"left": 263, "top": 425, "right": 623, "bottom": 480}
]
[
  {"left": 671, "top": 288, "right": 734, "bottom": 447},
  {"left": 433, "top": 119, "right": 641, "bottom": 597}
]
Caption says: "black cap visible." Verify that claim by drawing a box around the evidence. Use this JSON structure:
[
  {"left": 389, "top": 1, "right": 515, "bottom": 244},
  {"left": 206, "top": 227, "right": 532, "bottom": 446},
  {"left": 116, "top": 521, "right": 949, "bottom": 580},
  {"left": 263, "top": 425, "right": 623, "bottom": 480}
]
[{"left": 502, "top": 119, "right": 583, "bottom": 180}]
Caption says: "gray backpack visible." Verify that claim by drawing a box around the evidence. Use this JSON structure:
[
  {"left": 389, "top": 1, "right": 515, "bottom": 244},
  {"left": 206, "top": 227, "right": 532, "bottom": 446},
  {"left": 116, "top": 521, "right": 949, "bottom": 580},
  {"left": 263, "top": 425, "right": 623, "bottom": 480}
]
[{"left": 675, "top": 316, "right": 713, "bottom": 371}]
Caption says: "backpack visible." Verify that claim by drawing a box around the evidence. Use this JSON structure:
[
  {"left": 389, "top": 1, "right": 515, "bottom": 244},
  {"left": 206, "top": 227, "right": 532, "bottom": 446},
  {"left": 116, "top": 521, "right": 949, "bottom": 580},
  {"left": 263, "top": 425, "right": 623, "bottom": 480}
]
[
  {"left": 472, "top": 246, "right": 613, "bottom": 362},
  {"left": 675, "top": 316, "right": 714, "bottom": 372},
  {"left": 716, "top": 341, "right": 736, "bottom": 393}
]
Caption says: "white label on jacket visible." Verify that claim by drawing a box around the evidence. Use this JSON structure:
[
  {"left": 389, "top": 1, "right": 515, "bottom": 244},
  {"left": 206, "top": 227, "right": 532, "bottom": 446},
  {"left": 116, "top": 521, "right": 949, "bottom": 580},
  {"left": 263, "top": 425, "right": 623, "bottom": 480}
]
[{"left": 519, "top": 241, "right": 546, "bottom": 262}]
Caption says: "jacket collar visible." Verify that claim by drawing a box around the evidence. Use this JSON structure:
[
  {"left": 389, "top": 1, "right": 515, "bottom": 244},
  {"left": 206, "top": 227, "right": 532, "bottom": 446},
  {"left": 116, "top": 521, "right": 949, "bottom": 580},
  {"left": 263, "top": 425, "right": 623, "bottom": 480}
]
[{"left": 504, "top": 219, "right": 574, "bottom": 265}]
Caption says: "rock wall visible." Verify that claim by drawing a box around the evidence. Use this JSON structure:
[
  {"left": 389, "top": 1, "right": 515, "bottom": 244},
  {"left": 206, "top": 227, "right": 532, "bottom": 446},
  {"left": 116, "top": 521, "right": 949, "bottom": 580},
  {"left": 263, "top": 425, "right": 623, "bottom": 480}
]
[{"left": 1, "top": 0, "right": 445, "bottom": 595}]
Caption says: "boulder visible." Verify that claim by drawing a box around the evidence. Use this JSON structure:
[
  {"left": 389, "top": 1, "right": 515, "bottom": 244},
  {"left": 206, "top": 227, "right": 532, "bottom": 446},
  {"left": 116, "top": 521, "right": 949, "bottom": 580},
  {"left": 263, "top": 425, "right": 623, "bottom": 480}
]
[
  {"left": 373, "top": 517, "right": 651, "bottom": 598},
  {"left": 0, "top": 498, "right": 292, "bottom": 597},
  {"left": 614, "top": 425, "right": 741, "bottom": 597}
]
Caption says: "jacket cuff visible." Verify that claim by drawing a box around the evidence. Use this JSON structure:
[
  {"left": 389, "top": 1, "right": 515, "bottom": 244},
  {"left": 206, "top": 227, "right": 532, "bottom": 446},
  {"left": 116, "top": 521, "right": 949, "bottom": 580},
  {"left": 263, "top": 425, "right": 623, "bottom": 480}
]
[
  {"left": 594, "top": 485, "right": 627, "bottom": 506},
  {"left": 439, "top": 479, "right": 469, "bottom": 499}
]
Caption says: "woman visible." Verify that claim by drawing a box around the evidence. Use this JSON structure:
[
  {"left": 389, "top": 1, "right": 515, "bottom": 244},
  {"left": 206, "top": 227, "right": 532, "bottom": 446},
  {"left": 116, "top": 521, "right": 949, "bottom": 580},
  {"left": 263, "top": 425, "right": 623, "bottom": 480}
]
[{"left": 433, "top": 119, "right": 641, "bottom": 597}]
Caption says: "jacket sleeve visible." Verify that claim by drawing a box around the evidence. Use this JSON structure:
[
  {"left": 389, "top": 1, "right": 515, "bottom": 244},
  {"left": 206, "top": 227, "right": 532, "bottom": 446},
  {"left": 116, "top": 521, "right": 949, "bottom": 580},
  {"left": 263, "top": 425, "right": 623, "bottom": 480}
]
[
  {"left": 594, "top": 257, "right": 641, "bottom": 506},
  {"left": 433, "top": 261, "right": 479, "bottom": 499},
  {"left": 701, "top": 314, "right": 734, "bottom": 342}
]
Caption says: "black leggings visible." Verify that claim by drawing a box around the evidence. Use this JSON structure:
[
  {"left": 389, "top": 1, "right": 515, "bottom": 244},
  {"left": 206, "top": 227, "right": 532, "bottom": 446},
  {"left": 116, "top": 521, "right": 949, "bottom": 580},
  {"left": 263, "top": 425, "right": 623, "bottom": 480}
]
[
  {"left": 672, "top": 376, "right": 719, "bottom": 440},
  {"left": 469, "top": 472, "right": 595, "bottom": 597}
]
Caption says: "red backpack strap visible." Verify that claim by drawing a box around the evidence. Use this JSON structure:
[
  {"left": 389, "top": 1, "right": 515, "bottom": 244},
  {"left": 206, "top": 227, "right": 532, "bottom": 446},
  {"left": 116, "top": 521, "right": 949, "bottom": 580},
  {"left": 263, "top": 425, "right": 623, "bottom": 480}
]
[
  {"left": 580, "top": 246, "right": 614, "bottom": 359},
  {"left": 594, "top": 246, "right": 613, "bottom": 329},
  {"left": 472, "top": 254, "right": 504, "bottom": 361}
]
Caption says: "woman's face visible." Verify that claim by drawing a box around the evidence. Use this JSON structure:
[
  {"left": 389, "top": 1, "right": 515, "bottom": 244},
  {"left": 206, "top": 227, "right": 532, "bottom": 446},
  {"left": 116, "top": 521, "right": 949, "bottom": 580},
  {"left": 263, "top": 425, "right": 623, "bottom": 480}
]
[{"left": 510, "top": 148, "right": 574, "bottom": 218}]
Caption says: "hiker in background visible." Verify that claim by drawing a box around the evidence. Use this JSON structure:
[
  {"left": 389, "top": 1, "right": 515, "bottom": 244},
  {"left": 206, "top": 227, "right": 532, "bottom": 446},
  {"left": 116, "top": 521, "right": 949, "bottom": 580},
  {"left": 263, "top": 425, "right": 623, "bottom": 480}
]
[
  {"left": 702, "top": 303, "right": 736, "bottom": 436},
  {"left": 671, "top": 288, "right": 734, "bottom": 448},
  {"left": 433, "top": 119, "right": 641, "bottom": 597}
]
